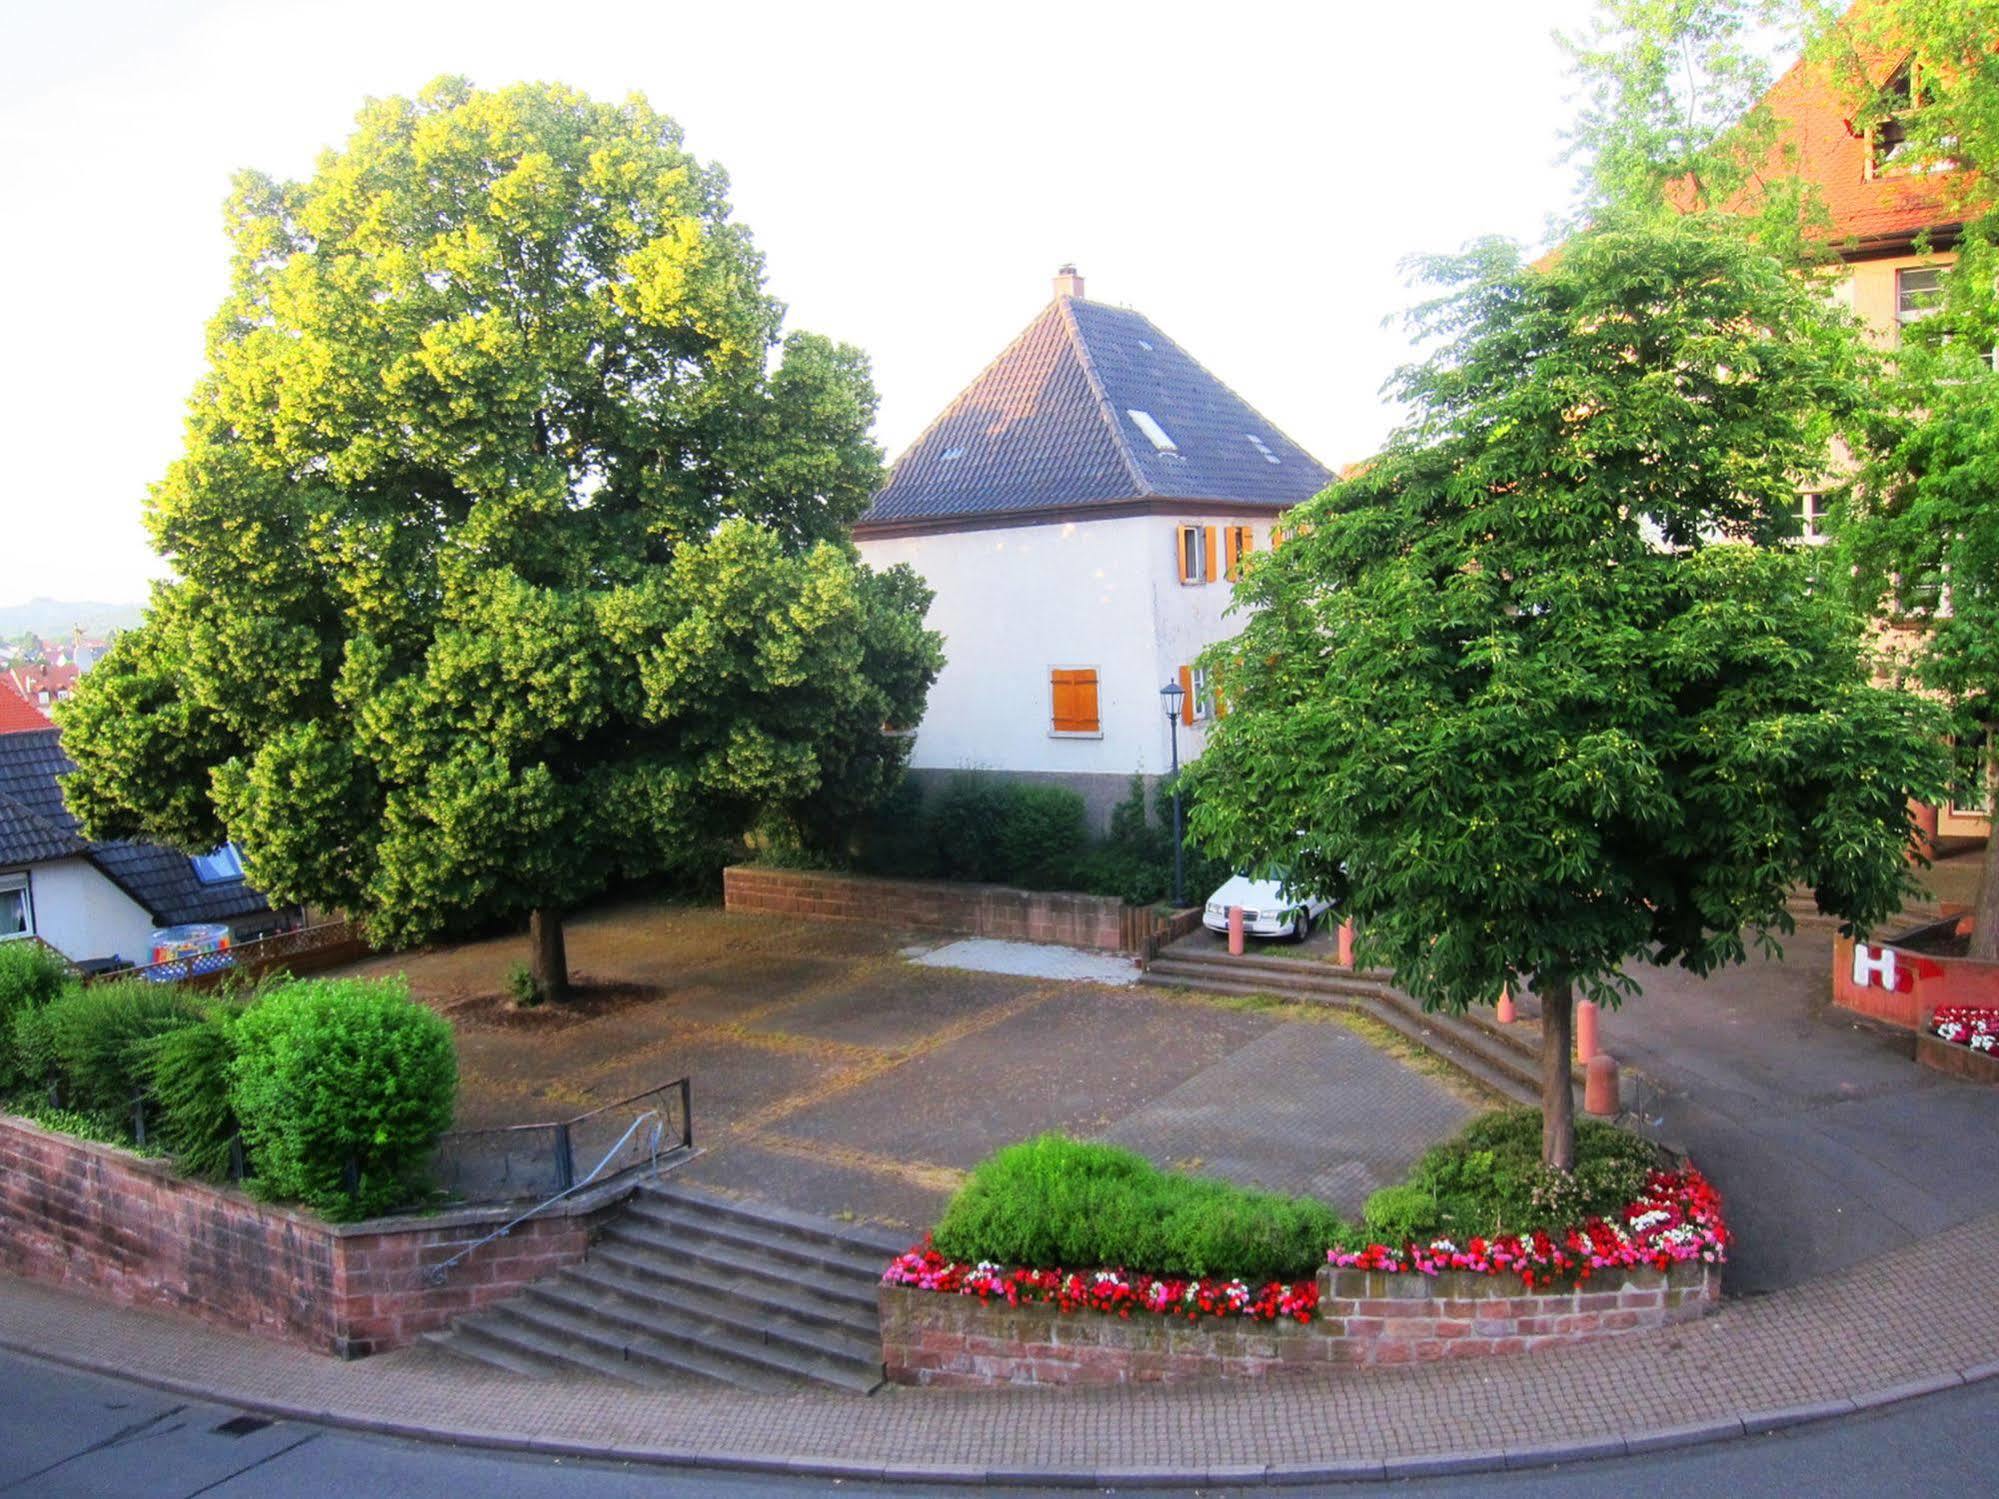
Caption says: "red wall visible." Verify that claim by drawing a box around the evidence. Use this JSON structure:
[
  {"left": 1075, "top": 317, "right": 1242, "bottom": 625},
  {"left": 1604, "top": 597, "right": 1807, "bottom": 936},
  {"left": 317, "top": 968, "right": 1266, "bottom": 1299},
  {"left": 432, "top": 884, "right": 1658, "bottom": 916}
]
[
  {"left": 1832, "top": 932, "right": 1999, "bottom": 1031},
  {"left": 0, "top": 1115, "right": 612, "bottom": 1356}
]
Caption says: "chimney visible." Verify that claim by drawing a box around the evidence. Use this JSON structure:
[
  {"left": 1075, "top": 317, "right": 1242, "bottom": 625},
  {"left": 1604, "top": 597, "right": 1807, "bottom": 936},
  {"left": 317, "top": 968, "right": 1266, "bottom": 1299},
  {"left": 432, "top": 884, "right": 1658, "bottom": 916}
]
[{"left": 1052, "top": 263, "right": 1085, "bottom": 300}]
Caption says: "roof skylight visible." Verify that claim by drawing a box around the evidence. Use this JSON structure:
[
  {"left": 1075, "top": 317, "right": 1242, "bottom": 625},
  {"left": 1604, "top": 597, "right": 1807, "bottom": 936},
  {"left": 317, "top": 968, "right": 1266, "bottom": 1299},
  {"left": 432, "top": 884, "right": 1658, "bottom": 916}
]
[
  {"left": 939, "top": 447, "right": 965, "bottom": 462},
  {"left": 1126, "top": 410, "right": 1177, "bottom": 452},
  {"left": 1245, "top": 434, "right": 1281, "bottom": 465}
]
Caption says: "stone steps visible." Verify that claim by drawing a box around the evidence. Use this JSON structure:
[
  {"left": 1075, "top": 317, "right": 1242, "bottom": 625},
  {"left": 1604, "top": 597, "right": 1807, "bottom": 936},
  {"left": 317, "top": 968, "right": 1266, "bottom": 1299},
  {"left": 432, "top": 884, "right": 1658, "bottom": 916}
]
[
  {"left": 1142, "top": 947, "right": 1570, "bottom": 1109},
  {"left": 423, "top": 1181, "right": 898, "bottom": 1394}
]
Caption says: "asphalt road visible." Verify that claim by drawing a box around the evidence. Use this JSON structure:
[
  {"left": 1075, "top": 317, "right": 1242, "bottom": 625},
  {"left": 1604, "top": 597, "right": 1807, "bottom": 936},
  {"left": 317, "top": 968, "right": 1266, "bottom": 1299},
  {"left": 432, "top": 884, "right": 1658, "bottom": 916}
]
[{"left": 3, "top": 1347, "right": 1994, "bottom": 1498}]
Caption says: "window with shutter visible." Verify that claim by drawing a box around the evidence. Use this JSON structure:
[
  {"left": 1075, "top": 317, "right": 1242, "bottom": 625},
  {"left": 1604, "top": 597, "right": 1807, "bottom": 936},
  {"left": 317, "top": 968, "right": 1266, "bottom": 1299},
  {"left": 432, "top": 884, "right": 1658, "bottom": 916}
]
[
  {"left": 1223, "top": 525, "right": 1255, "bottom": 579},
  {"left": 1050, "top": 667, "right": 1101, "bottom": 734},
  {"left": 1175, "top": 525, "right": 1201, "bottom": 584}
]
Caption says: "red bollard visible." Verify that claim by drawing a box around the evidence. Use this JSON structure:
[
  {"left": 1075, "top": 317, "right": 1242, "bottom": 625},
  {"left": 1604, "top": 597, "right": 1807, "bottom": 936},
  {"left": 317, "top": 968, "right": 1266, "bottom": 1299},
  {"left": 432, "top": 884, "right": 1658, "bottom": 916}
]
[
  {"left": 1575, "top": 999, "right": 1599, "bottom": 1062},
  {"left": 1228, "top": 905, "right": 1245, "bottom": 956},
  {"left": 1585, "top": 1053, "right": 1620, "bottom": 1117},
  {"left": 1336, "top": 919, "right": 1354, "bottom": 968},
  {"left": 1496, "top": 987, "right": 1516, "bottom": 1025}
]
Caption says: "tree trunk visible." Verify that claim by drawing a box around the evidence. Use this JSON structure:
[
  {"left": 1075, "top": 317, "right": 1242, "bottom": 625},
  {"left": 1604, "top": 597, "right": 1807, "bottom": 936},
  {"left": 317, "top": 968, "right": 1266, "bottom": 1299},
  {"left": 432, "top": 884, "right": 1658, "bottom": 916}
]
[
  {"left": 1967, "top": 799, "right": 1999, "bottom": 963},
  {"left": 1537, "top": 974, "right": 1576, "bottom": 1172},
  {"left": 529, "top": 907, "right": 570, "bottom": 1004}
]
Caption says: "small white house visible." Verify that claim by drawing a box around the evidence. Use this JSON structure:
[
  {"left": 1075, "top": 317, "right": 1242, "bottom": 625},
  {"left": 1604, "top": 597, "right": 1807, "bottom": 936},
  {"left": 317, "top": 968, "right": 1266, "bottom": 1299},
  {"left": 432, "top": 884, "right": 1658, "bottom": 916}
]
[
  {"left": 854, "top": 268, "right": 1332, "bottom": 825},
  {"left": 0, "top": 725, "right": 287, "bottom": 968}
]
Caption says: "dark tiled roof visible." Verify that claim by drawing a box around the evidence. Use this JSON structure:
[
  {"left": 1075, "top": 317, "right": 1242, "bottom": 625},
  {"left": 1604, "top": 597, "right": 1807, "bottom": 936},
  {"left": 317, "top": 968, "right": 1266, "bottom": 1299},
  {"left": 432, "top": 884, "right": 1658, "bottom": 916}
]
[
  {"left": 0, "top": 728, "right": 273, "bottom": 927},
  {"left": 858, "top": 296, "right": 1332, "bottom": 528}
]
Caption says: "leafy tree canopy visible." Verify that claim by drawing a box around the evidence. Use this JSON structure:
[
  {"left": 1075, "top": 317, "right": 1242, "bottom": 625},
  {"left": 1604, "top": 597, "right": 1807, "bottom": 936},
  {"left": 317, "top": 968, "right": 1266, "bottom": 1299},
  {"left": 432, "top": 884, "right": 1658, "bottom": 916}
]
[
  {"left": 1186, "top": 221, "right": 1949, "bottom": 1165},
  {"left": 60, "top": 79, "right": 941, "bottom": 981}
]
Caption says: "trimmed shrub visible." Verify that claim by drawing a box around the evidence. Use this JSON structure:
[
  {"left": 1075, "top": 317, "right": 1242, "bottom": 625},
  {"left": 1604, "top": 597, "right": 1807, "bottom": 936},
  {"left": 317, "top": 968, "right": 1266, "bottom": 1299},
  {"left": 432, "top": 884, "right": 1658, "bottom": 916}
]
[
  {"left": 0, "top": 940, "right": 75, "bottom": 1092},
  {"left": 996, "top": 784, "right": 1087, "bottom": 889},
  {"left": 1338, "top": 1109, "right": 1667, "bottom": 1248},
  {"left": 926, "top": 775, "right": 1011, "bottom": 882},
  {"left": 228, "top": 977, "right": 456, "bottom": 1220},
  {"left": 133, "top": 999, "right": 246, "bottom": 1180},
  {"left": 10, "top": 981, "right": 204, "bottom": 1116},
  {"left": 932, "top": 1133, "right": 1345, "bottom": 1282}
]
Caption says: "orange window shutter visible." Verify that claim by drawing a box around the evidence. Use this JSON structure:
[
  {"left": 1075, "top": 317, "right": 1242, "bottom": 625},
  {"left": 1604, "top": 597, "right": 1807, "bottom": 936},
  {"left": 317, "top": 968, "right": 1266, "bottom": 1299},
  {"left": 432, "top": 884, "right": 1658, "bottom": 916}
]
[
  {"left": 1203, "top": 527, "right": 1218, "bottom": 583},
  {"left": 1078, "top": 671, "right": 1099, "bottom": 732},
  {"left": 1052, "top": 668, "right": 1099, "bottom": 732},
  {"left": 1240, "top": 527, "right": 1255, "bottom": 556},
  {"left": 1175, "top": 526, "right": 1191, "bottom": 584},
  {"left": 1178, "top": 664, "right": 1194, "bottom": 726},
  {"left": 1271, "top": 525, "right": 1284, "bottom": 549}
]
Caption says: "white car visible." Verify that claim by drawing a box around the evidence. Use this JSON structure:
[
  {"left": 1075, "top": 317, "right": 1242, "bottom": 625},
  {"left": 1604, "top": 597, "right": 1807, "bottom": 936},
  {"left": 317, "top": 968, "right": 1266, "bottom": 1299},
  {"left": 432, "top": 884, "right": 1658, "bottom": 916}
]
[{"left": 1201, "top": 870, "right": 1333, "bottom": 942}]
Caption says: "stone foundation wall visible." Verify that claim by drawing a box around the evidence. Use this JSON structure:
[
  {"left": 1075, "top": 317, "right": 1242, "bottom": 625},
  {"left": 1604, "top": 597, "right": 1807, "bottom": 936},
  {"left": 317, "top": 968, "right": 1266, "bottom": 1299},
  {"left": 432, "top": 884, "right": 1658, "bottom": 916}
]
[
  {"left": 724, "top": 865, "right": 1148, "bottom": 952},
  {"left": 0, "top": 1114, "right": 625, "bottom": 1356},
  {"left": 881, "top": 1260, "right": 1721, "bottom": 1387}
]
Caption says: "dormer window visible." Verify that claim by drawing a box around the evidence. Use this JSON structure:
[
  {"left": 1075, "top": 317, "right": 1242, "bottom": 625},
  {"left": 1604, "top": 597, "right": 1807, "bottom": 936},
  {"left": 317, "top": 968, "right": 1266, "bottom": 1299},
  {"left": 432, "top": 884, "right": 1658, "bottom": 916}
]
[
  {"left": 191, "top": 843, "right": 245, "bottom": 885},
  {"left": 1867, "top": 61, "right": 1954, "bottom": 180}
]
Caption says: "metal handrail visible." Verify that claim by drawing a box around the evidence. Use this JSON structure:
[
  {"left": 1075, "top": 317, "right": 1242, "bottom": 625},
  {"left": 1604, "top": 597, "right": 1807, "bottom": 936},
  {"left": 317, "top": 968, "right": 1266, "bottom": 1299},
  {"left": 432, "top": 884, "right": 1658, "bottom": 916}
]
[{"left": 424, "top": 1099, "right": 684, "bottom": 1286}]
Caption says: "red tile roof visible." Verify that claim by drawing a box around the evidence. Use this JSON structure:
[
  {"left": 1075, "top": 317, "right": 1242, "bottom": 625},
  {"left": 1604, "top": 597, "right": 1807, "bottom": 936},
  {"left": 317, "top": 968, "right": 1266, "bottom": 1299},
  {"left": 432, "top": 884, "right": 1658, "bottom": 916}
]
[
  {"left": 0, "top": 678, "right": 52, "bottom": 734},
  {"left": 1740, "top": 47, "right": 1965, "bottom": 250}
]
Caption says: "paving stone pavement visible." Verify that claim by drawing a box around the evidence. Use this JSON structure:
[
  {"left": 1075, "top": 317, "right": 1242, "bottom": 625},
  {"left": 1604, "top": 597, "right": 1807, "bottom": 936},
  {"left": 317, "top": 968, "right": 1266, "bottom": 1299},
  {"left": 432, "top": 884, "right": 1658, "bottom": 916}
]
[
  {"left": 4, "top": 1204, "right": 1996, "bottom": 1485},
  {"left": 1097, "top": 1022, "right": 1479, "bottom": 1215}
]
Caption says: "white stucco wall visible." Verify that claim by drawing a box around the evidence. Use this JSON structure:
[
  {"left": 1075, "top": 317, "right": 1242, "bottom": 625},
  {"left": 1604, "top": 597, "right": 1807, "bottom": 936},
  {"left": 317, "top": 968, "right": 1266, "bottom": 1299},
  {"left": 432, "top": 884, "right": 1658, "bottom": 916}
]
[
  {"left": 858, "top": 512, "right": 1276, "bottom": 783},
  {"left": 9, "top": 857, "right": 158, "bottom": 965}
]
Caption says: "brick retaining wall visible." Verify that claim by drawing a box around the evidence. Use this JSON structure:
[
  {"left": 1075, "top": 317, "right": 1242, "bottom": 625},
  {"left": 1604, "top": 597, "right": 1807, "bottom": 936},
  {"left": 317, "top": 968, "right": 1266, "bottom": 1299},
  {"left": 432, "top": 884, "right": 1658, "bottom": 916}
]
[
  {"left": 0, "top": 1114, "right": 626, "bottom": 1357},
  {"left": 725, "top": 865, "right": 1151, "bottom": 952},
  {"left": 1916, "top": 1030, "right": 1999, "bottom": 1083},
  {"left": 881, "top": 1261, "right": 1720, "bottom": 1387}
]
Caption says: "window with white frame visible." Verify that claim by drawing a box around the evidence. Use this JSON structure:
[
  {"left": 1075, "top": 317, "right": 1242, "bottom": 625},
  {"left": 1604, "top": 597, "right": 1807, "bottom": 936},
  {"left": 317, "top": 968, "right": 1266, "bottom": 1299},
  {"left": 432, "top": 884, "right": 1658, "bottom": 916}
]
[
  {"left": 1797, "top": 491, "right": 1829, "bottom": 545},
  {"left": 1897, "top": 266, "right": 1945, "bottom": 335},
  {"left": 0, "top": 873, "right": 29, "bottom": 940},
  {"left": 190, "top": 843, "right": 245, "bottom": 885},
  {"left": 1189, "top": 665, "right": 1214, "bottom": 722}
]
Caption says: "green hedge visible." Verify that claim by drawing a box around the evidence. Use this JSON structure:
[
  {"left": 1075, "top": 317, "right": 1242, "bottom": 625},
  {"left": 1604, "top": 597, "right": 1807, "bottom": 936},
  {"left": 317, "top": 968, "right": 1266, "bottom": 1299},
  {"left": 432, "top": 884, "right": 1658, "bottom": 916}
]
[
  {"left": 9, "top": 981, "right": 203, "bottom": 1116},
  {"left": 932, "top": 1133, "right": 1345, "bottom": 1282},
  {"left": 2, "top": 968, "right": 457, "bottom": 1219},
  {"left": 1353, "top": 1109, "right": 1664, "bottom": 1246},
  {"left": 0, "top": 941, "right": 73, "bottom": 1092},
  {"left": 229, "top": 978, "right": 457, "bottom": 1220}
]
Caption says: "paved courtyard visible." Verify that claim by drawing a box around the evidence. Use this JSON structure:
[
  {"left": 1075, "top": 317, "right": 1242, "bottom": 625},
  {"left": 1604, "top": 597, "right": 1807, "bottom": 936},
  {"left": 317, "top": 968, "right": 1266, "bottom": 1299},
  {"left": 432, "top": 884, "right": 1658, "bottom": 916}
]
[{"left": 338, "top": 900, "right": 1482, "bottom": 1230}]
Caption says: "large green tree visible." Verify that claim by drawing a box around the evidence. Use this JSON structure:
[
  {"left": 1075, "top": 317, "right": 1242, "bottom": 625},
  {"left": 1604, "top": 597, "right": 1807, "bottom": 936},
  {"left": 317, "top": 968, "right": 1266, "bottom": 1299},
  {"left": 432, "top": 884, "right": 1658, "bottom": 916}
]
[
  {"left": 59, "top": 79, "right": 941, "bottom": 998},
  {"left": 1186, "top": 222, "right": 1949, "bottom": 1169}
]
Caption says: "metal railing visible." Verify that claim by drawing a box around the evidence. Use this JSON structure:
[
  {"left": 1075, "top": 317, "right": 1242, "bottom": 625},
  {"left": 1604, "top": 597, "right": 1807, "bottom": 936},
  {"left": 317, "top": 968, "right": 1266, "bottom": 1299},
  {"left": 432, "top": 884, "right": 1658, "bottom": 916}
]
[
  {"left": 428, "top": 1078, "right": 693, "bottom": 1204},
  {"left": 423, "top": 1079, "right": 693, "bottom": 1285}
]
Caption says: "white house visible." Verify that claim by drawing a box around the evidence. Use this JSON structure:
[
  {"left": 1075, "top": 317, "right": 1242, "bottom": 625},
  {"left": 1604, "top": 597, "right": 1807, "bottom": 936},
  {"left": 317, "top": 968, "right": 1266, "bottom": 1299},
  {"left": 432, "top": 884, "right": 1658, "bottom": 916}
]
[
  {"left": 0, "top": 722, "right": 288, "bottom": 968},
  {"left": 853, "top": 268, "right": 1332, "bottom": 824}
]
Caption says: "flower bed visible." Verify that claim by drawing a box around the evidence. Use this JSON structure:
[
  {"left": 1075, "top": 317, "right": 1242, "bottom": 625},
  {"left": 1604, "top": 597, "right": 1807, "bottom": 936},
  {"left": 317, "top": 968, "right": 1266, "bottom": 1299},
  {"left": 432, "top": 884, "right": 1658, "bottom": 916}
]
[
  {"left": 879, "top": 1167, "right": 1728, "bottom": 1386},
  {"left": 881, "top": 1244, "right": 1320, "bottom": 1324},
  {"left": 1328, "top": 1166, "right": 1728, "bottom": 1285},
  {"left": 1931, "top": 1006, "right": 1998, "bottom": 1053}
]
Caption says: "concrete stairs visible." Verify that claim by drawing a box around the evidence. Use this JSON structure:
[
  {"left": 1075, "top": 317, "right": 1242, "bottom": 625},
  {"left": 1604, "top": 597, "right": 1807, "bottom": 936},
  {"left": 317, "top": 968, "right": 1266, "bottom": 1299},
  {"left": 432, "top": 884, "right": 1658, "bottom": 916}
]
[
  {"left": 424, "top": 1181, "right": 903, "bottom": 1394},
  {"left": 1141, "top": 945, "right": 1572, "bottom": 1108}
]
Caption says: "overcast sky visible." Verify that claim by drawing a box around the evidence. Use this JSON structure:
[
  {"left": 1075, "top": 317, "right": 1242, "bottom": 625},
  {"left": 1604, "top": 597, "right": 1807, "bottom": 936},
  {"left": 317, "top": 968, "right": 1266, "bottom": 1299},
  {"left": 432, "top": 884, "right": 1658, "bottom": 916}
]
[{"left": 0, "top": 0, "right": 1609, "bottom": 607}]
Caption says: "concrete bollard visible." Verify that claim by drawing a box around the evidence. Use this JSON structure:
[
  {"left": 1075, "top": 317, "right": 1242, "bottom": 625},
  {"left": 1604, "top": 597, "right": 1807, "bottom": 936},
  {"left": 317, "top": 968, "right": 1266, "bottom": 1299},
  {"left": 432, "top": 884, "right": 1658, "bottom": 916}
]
[
  {"left": 1228, "top": 905, "right": 1245, "bottom": 956},
  {"left": 1496, "top": 987, "right": 1516, "bottom": 1025},
  {"left": 1336, "top": 919, "right": 1354, "bottom": 968},
  {"left": 1575, "top": 999, "right": 1599, "bottom": 1062},
  {"left": 1585, "top": 1052, "right": 1620, "bottom": 1117}
]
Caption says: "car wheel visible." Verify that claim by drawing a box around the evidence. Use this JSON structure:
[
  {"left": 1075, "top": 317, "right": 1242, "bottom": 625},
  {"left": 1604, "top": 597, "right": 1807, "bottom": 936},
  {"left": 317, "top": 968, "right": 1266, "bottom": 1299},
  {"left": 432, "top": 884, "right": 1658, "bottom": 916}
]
[{"left": 1290, "top": 909, "right": 1312, "bottom": 943}]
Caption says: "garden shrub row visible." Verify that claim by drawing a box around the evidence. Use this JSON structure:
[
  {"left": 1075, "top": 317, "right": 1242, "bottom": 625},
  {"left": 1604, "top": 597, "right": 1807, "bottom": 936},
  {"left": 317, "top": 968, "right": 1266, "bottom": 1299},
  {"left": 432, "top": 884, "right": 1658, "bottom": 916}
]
[
  {"left": 931, "top": 1133, "right": 1346, "bottom": 1283},
  {"left": 773, "top": 771, "right": 1235, "bottom": 906},
  {"left": 923, "top": 1110, "right": 1682, "bottom": 1291},
  {"left": 0, "top": 944, "right": 456, "bottom": 1220},
  {"left": 1348, "top": 1108, "right": 1665, "bottom": 1249}
]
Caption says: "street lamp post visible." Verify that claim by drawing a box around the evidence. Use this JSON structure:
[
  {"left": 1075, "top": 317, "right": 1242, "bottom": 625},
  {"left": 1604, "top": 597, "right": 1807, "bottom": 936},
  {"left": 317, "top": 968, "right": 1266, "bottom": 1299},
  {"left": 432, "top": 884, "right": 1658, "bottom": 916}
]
[{"left": 1159, "top": 680, "right": 1186, "bottom": 907}]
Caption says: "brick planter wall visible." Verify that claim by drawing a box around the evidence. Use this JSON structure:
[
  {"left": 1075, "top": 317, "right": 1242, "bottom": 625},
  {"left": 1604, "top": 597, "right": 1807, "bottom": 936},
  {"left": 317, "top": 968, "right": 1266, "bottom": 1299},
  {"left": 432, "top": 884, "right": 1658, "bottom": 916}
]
[
  {"left": 881, "top": 1260, "right": 1720, "bottom": 1387},
  {"left": 1916, "top": 1031, "right": 1999, "bottom": 1083},
  {"left": 1832, "top": 929, "right": 1999, "bottom": 1031},
  {"left": 0, "top": 1114, "right": 629, "bottom": 1357},
  {"left": 725, "top": 865, "right": 1144, "bottom": 952}
]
